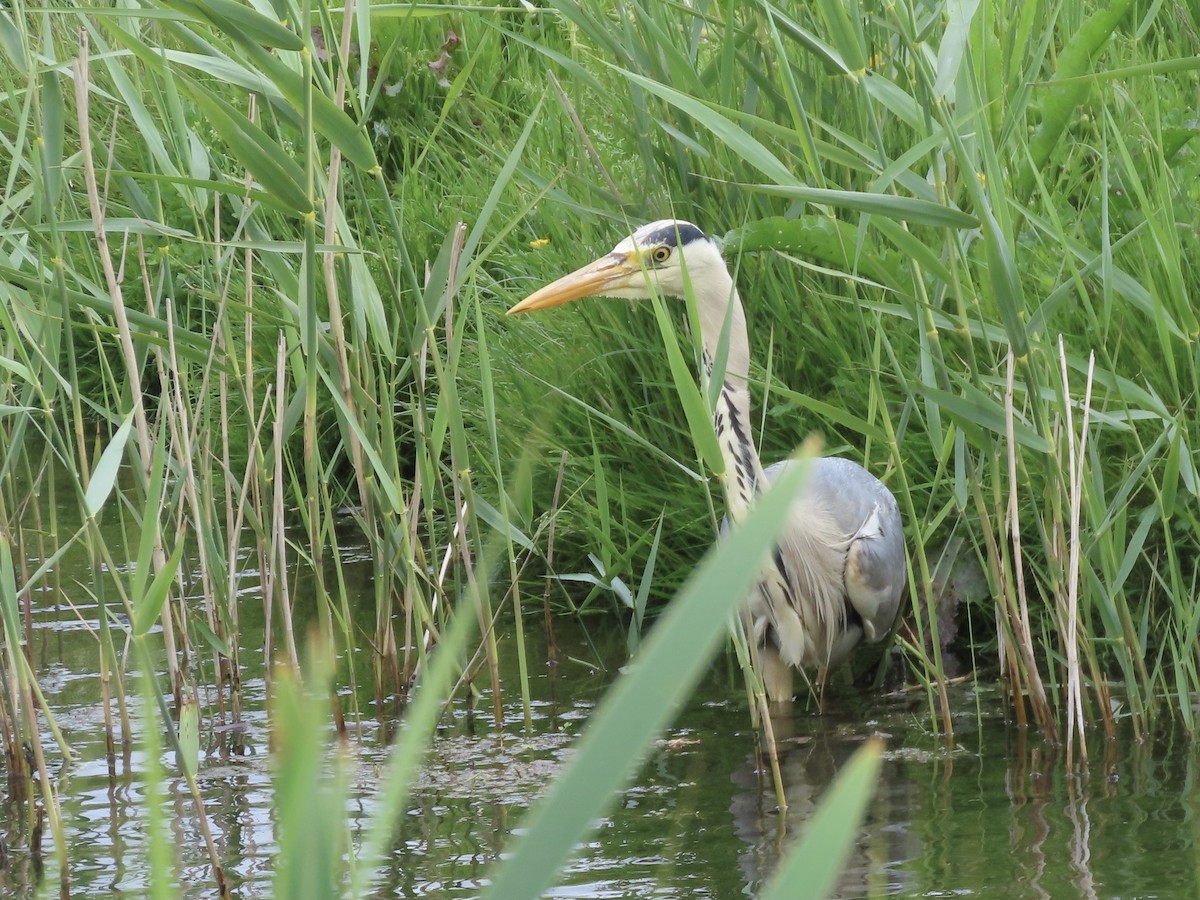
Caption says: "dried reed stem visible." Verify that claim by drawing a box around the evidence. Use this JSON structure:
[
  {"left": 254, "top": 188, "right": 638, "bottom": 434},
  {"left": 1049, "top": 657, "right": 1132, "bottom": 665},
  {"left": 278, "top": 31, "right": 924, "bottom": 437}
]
[
  {"left": 1005, "top": 350, "right": 1056, "bottom": 738},
  {"left": 1059, "top": 336, "right": 1095, "bottom": 766},
  {"left": 73, "top": 29, "right": 183, "bottom": 707}
]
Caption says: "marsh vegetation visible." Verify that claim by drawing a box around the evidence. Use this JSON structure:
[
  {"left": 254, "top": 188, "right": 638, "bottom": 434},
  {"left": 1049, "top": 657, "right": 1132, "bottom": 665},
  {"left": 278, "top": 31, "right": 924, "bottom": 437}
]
[{"left": 0, "top": 0, "right": 1197, "bottom": 895}]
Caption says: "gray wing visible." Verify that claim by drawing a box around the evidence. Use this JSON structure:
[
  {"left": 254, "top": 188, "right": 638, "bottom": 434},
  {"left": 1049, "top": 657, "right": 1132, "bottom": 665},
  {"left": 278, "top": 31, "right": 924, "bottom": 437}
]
[{"left": 763, "top": 456, "right": 906, "bottom": 646}]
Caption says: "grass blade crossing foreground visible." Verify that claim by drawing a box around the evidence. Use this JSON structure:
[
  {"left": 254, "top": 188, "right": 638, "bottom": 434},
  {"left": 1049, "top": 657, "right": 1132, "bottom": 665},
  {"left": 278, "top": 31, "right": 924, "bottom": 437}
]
[
  {"left": 759, "top": 738, "right": 883, "bottom": 900},
  {"left": 482, "top": 458, "right": 813, "bottom": 899}
]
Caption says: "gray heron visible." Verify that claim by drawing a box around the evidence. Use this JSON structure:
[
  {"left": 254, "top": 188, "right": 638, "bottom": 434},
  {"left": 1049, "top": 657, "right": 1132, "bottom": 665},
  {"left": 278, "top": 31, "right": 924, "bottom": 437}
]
[{"left": 508, "top": 220, "right": 906, "bottom": 702}]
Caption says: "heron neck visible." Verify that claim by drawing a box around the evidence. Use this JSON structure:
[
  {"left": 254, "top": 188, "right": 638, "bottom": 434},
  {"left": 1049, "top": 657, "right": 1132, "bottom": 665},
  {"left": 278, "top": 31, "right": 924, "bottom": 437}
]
[{"left": 696, "top": 277, "right": 765, "bottom": 520}]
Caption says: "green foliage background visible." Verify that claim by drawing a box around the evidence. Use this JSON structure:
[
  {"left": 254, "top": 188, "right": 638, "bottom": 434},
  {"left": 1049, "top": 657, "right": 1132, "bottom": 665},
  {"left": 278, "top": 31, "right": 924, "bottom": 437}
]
[
  {"left": 4, "top": 0, "right": 1200, "bottom": 727},
  {"left": 1, "top": 0, "right": 1199, "bottom": 894}
]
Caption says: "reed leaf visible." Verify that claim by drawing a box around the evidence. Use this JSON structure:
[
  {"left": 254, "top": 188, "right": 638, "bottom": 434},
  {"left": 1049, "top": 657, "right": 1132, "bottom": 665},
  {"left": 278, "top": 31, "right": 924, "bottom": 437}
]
[
  {"left": 83, "top": 412, "right": 133, "bottom": 518},
  {"left": 160, "top": 0, "right": 306, "bottom": 51},
  {"left": 760, "top": 738, "right": 883, "bottom": 900},
  {"left": 1017, "top": 0, "right": 1138, "bottom": 198},
  {"left": 747, "top": 183, "right": 978, "bottom": 229},
  {"left": 483, "top": 457, "right": 814, "bottom": 898}
]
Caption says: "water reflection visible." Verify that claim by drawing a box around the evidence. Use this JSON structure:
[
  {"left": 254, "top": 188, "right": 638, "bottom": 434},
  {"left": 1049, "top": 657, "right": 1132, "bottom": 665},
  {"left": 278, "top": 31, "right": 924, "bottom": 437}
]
[
  {"left": 729, "top": 716, "right": 918, "bottom": 897},
  {"left": 12, "top": 580, "right": 1200, "bottom": 899},
  {"left": 717, "top": 693, "right": 1200, "bottom": 900}
]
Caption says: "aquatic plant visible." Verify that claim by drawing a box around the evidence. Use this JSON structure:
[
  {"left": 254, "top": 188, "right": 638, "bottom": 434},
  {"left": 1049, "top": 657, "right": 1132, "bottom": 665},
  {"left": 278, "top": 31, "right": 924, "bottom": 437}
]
[{"left": 0, "top": 0, "right": 1195, "bottom": 893}]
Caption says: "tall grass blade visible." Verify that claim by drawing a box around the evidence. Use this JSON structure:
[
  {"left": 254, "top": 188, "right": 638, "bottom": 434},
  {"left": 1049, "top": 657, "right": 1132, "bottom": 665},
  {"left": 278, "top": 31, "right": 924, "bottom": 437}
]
[
  {"left": 483, "top": 458, "right": 813, "bottom": 899},
  {"left": 747, "top": 183, "right": 977, "bottom": 229},
  {"left": 650, "top": 292, "right": 725, "bottom": 476},
  {"left": 271, "top": 651, "right": 345, "bottom": 900},
  {"left": 133, "top": 541, "right": 185, "bottom": 639},
  {"left": 161, "top": 0, "right": 305, "bottom": 50},
  {"left": 1017, "top": 0, "right": 1138, "bottom": 198},
  {"left": 83, "top": 412, "right": 133, "bottom": 517},
  {"left": 759, "top": 738, "right": 883, "bottom": 900},
  {"left": 608, "top": 65, "right": 794, "bottom": 184}
]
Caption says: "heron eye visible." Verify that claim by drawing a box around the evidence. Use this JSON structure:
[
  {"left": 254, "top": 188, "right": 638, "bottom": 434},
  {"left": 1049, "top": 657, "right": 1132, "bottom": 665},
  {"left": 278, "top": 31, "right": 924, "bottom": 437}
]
[{"left": 651, "top": 246, "right": 671, "bottom": 264}]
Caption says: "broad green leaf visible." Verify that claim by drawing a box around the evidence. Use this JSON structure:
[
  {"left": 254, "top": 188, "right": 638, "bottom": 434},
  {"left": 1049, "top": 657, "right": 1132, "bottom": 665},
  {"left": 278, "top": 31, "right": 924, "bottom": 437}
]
[
  {"left": 27, "top": 218, "right": 194, "bottom": 238},
  {"left": 768, "top": 382, "right": 888, "bottom": 445},
  {"left": 1017, "top": 0, "right": 1138, "bottom": 198},
  {"left": 39, "top": 67, "right": 64, "bottom": 206},
  {"left": 760, "top": 739, "right": 883, "bottom": 900},
  {"left": 755, "top": 1, "right": 853, "bottom": 76},
  {"left": 343, "top": 3, "right": 472, "bottom": 18},
  {"left": 0, "top": 265, "right": 214, "bottom": 362},
  {"left": 861, "top": 73, "right": 923, "bottom": 130},
  {"left": 627, "top": 516, "right": 663, "bottom": 655},
  {"left": 650, "top": 293, "right": 725, "bottom": 477},
  {"left": 869, "top": 216, "right": 954, "bottom": 285},
  {"left": 176, "top": 696, "right": 200, "bottom": 779},
  {"left": 133, "top": 539, "right": 185, "bottom": 638},
  {"left": 272, "top": 653, "right": 345, "bottom": 900},
  {"left": 746, "top": 183, "right": 978, "bottom": 230},
  {"left": 190, "top": 616, "right": 233, "bottom": 658},
  {"left": 1038, "top": 55, "right": 1200, "bottom": 87},
  {"left": 0, "top": 355, "right": 33, "bottom": 384},
  {"left": 723, "top": 215, "right": 905, "bottom": 288},
  {"left": 316, "top": 366, "right": 404, "bottom": 514},
  {"left": 346, "top": 247, "right": 392, "bottom": 359},
  {"left": 609, "top": 65, "right": 795, "bottom": 185},
  {"left": 0, "top": 10, "right": 24, "bottom": 69},
  {"left": 160, "top": 0, "right": 304, "bottom": 50},
  {"left": 184, "top": 80, "right": 311, "bottom": 214},
  {"left": 812, "top": 0, "right": 867, "bottom": 72},
  {"left": 411, "top": 224, "right": 464, "bottom": 357},
  {"left": 1110, "top": 507, "right": 1157, "bottom": 599},
  {"left": 85, "top": 413, "right": 134, "bottom": 517},
  {"left": 913, "top": 382, "right": 1051, "bottom": 453},
  {"left": 132, "top": 420, "right": 170, "bottom": 604},
  {"left": 591, "top": 433, "right": 612, "bottom": 563},
  {"left": 92, "top": 23, "right": 186, "bottom": 187},
  {"left": 975, "top": 200, "right": 1027, "bottom": 359},
  {"left": 1160, "top": 427, "right": 1182, "bottom": 518},
  {"left": 0, "top": 538, "right": 18, "bottom": 643},
  {"left": 470, "top": 495, "right": 534, "bottom": 552},
  {"left": 934, "top": 0, "right": 981, "bottom": 99},
  {"left": 148, "top": 8, "right": 377, "bottom": 173}
]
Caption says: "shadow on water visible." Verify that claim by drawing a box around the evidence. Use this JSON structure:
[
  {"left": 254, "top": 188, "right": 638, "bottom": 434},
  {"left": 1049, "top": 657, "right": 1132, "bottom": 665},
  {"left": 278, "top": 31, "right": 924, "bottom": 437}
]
[{"left": 6, "top": 521, "right": 1200, "bottom": 898}]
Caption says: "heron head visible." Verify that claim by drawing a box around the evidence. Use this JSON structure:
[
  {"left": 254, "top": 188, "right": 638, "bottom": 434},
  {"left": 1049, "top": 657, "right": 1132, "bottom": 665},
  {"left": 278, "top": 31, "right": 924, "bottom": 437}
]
[{"left": 507, "top": 219, "right": 724, "bottom": 314}]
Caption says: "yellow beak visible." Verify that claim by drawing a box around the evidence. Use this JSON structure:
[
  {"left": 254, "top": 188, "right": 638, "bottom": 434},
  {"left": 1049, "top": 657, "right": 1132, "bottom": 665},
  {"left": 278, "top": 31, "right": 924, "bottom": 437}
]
[{"left": 507, "top": 253, "right": 638, "bottom": 315}]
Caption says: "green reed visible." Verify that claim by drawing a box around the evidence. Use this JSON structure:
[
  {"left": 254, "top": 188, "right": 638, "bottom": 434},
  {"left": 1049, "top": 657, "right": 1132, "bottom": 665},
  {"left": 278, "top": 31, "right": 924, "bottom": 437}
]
[
  {"left": 0, "top": 0, "right": 1197, "bottom": 894},
  {"left": 496, "top": 0, "right": 1200, "bottom": 754},
  {"left": 0, "top": 1, "right": 542, "bottom": 888}
]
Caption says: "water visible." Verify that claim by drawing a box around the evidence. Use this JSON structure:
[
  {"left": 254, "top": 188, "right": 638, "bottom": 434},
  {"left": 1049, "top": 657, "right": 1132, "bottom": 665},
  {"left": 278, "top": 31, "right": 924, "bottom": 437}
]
[{"left": 9, "top": 550, "right": 1200, "bottom": 898}]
